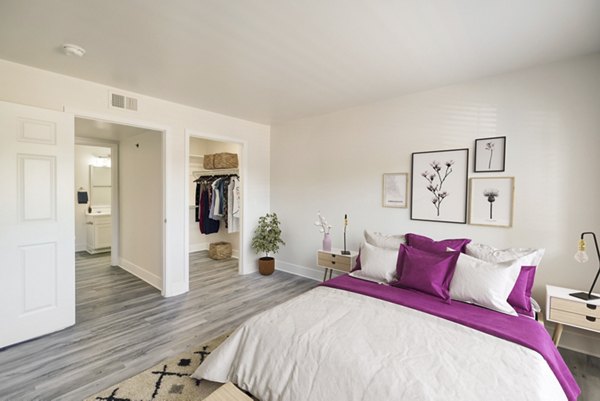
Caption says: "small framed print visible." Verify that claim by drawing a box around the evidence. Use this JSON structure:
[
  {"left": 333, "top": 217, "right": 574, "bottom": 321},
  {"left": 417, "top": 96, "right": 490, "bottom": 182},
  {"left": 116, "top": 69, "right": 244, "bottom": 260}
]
[
  {"left": 411, "top": 148, "right": 469, "bottom": 224},
  {"left": 474, "top": 136, "right": 506, "bottom": 172},
  {"left": 469, "top": 177, "right": 514, "bottom": 227},
  {"left": 382, "top": 173, "right": 408, "bottom": 208}
]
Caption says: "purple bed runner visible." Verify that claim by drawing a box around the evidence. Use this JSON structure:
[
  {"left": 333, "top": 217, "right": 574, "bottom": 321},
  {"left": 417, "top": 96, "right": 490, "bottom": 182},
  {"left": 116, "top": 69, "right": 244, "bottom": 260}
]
[{"left": 322, "top": 275, "right": 580, "bottom": 401}]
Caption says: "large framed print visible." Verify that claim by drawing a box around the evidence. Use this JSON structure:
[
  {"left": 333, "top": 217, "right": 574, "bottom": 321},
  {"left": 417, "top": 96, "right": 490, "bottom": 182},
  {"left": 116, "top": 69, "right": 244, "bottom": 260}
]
[
  {"left": 382, "top": 173, "right": 408, "bottom": 208},
  {"left": 469, "top": 177, "right": 514, "bottom": 227},
  {"left": 474, "top": 136, "right": 506, "bottom": 172},
  {"left": 411, "top": 148, "right": 469, "bottom": 224}
]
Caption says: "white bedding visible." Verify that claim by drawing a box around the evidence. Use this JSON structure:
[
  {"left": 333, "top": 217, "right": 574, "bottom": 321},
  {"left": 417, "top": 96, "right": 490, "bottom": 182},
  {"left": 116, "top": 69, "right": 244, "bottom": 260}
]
[{"left": 192, "top": 287, "right": 566, "bottom": 401}]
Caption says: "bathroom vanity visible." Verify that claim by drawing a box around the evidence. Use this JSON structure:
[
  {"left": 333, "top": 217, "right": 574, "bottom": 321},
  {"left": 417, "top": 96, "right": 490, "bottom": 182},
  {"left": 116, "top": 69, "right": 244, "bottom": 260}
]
[{"left": 86, "top": 210, "right": 111, "bottom": 254}]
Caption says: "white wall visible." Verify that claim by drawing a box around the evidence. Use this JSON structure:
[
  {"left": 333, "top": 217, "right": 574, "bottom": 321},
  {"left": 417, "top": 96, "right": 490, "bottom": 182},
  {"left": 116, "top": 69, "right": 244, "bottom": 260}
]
[
  {"left": 189, "top": 137, "right": 241, "bottom": 255},
  {"left": 74, "top": 145, "right": 111, "bottom": 251},
  {"left": 0, "top": 58, "right": 270, "bottom": 296},
  {"left": 119, "top": 131, "right": 163, "bottom": 288},
  {"left": 271, "top": 53, "right": 600, "bottom": 354}
]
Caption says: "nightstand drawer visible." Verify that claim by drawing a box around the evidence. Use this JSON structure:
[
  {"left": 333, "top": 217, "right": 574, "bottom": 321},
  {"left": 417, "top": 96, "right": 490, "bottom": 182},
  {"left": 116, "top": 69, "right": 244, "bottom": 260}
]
[
  {"left": 317, "top": 252, "right": 352, "bottom": 272},
  {"left": 550, "top": 309, "right": 600, "bottom": 332},
  {"left": 550, "top": 297, "right": 600, "bottom": 319}
]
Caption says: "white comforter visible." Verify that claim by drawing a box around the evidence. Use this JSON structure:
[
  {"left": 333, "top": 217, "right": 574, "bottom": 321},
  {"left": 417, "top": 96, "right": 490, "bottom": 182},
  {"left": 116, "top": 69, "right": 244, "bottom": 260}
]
[{"left": 192, "top": 287, "right": 566, "bottom": 401}]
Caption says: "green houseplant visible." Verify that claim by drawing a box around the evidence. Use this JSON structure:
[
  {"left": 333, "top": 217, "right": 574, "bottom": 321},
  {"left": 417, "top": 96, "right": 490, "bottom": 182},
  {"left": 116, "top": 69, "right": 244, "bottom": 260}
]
[{"left": 251, "top": 213, "right": 285, "bottom": 275}]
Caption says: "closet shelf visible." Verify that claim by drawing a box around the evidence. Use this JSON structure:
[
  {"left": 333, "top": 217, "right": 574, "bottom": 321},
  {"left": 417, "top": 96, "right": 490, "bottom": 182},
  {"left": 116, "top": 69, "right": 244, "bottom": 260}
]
[{"left": 192, "top": 168, "right": 239, "bottom": 178}]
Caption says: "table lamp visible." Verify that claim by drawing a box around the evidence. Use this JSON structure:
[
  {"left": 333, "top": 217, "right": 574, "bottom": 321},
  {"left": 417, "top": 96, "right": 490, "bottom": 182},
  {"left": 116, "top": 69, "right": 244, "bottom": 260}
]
[{"left": 570, "top": 232, "right": 600, "bottom": 301}]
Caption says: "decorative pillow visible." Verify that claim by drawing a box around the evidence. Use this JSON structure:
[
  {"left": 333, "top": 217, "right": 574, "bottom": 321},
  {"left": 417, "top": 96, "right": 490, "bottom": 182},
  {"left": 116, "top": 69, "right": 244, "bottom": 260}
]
[
  {"left": 364, "top": 230, "right": 406, "bottom": 250},
  {"left": 465, "top": 243, "right": 544, "bottom": 315},
  {"left": 392, "top": 245, "right": 459, "bottom": 301},
  {"left": 406, "top": 233, "right": 471, "bottom": 253},
  {"left": 358, "top": 242, "right": 399, "bottom": 283},
  {"left": 465, "top": 243, "right": 545, "bottom": 266},
  {"left": 449, "top": 252, "right": 523, "bottom": 316},
  {"left": 508, "top": 266, "right": 537, "bottom": 316},
  {"left": 354, "top": 231, "right": 405, "bottom": 271}
]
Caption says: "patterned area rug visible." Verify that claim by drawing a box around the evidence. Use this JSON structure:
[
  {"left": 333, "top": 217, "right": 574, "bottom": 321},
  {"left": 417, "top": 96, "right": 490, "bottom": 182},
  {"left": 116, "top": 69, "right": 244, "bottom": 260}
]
[{"left": 85, "top": 334, "right": 236, "bottom": 401}]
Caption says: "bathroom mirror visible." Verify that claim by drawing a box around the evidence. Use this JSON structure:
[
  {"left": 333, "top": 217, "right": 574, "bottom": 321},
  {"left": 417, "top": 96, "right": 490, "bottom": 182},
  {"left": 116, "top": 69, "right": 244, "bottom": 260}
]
[{"left": 89, "top": 166, "right": 111, "bottom": 207}]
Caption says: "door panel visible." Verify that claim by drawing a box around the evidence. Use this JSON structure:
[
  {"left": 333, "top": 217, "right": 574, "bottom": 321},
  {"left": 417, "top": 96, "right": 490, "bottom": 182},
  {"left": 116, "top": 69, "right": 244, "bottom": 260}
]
[{"left": 0, "top": 101, "right": 75, "bottom": 348}]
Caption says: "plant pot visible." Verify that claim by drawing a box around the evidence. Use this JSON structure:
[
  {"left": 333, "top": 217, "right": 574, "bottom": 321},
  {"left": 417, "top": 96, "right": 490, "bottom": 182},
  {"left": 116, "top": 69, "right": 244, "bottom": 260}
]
[{"left": 258, "top": 256, "right": 275, "bottom": 275}]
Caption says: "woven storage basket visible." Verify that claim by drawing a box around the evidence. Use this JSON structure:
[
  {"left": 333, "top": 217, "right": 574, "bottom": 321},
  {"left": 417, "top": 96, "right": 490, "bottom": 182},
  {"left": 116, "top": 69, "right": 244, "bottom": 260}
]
[
  {"left": 208, "top": 242, "right": 232, "bottom": 260},
  {"left": 203, "top": 154, "right": 215, "bottom": 170},
  {"left": 213, "top": 152, "right": 239, "bottom": 169}
]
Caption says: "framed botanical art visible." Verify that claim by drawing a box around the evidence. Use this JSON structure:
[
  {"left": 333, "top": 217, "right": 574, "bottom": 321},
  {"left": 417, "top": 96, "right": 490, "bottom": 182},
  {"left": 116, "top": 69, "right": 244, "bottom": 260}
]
[
  {"left": 469, "top": 177, "right": 514, "bottom": 227},
  {"left": 382, "top": 173, "right": 408, "bottom": 208},
  {"left": 474, "top": 136, "right": 506, "bottom": 172},
  {"left": 410, "top": 148, "right": 469, "bottom": 224}
]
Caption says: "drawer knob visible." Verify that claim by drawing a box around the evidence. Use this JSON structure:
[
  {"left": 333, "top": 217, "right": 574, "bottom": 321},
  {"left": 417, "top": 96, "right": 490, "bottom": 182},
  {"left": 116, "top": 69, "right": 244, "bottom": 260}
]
[
  {"left": 586, "top": 316, "right": 596, "bottom": 322},
  {"left": 586, "top": 304, "right": 597, "bottom": 310},
  {"left": 331, "top": 261, "right": 335, "bottom": 264},
  {"left": 331, "top": 254, "right": 336, "bottom": 258}
]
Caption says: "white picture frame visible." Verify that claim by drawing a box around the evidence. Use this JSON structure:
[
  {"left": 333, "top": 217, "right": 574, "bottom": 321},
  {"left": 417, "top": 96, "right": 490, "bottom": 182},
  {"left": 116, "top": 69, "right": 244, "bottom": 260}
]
[
  {"left": 382, "top": 173, "right": 408, "bottom": 208},
  {"left": 469, "top": 177, "right": 514, "bottom": 227},
  {"left": 411, "top": 148, "right": 469, "bottom": 224}
]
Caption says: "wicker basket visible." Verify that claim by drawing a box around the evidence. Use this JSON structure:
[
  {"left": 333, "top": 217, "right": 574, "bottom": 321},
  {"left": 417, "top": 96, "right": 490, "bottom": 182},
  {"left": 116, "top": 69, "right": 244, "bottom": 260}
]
[
  {"left": 208, "top": 242, "right": 232, "bottom": 260},
  {"left": 203, "top": 154, "right": 215, "bottom": 169},
  {"left": 213, "top": 152, "right": 239, "bottom": 169}
]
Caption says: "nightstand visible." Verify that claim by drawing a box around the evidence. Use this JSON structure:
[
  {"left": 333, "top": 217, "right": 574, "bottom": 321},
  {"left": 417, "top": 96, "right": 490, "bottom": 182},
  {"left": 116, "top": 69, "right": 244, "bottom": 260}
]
[
  {"left": 546, "top": 285, "right": 600, "bottom": 345},
  {"left": 316, "top": 248, "right": 358, "bottom": 281}
]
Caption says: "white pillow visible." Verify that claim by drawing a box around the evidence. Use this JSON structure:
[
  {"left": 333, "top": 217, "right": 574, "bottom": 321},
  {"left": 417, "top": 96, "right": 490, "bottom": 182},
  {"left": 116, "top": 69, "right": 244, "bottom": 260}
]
[
  {"left": 364, "top": 230, "right": 405, "bottom": 250},
  {"left": 466, "top": 243, "right": 545, "bottom": 266},
  {"left": 449, "top": 252, "right": 523, "bottom": 316},
  {"left": 358, "top": 241, "right": 398, "bottom": 283}
]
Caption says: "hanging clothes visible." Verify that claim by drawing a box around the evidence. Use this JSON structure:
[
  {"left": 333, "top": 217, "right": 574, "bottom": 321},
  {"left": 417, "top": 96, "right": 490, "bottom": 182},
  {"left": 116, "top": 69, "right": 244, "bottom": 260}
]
[
  {"left": 194, "top": 174, "right": 239, "bottom": 235},
  {"left": 194, "top": 182, "right": 201, "bottom": 223},
  {"left": 228, "top": 176, "right": 240, "bottom": 233}
]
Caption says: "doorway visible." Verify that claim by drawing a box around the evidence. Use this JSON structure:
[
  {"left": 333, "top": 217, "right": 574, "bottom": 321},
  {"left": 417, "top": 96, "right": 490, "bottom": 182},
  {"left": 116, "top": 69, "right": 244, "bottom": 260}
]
[
  {"left": 186, "top": 133, "right": 245, "bottom": 275},
  {"left": 74, "top": 117, "right": 165, "bottom": 292}
]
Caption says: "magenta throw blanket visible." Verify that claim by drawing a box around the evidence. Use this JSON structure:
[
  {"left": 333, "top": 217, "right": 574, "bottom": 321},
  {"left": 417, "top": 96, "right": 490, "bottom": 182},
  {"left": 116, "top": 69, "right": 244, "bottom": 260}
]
[{"left": 322, "top": 275, "right": 580, "bottom": 401}]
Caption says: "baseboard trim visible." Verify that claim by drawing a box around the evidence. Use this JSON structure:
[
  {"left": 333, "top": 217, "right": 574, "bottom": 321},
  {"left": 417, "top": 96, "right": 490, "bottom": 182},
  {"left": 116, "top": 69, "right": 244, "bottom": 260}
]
[
  {"left": 118, "top": 257, "right": 163, "bottom": 291},
  {"left": 189, "top": 243, "right": 209, "bottom": 253},
  {"left": 276, "top": 260, "right": 322, "bottom": 281},
  {"left": 190, "top": 242, "right": 239, "bottom": 259}
]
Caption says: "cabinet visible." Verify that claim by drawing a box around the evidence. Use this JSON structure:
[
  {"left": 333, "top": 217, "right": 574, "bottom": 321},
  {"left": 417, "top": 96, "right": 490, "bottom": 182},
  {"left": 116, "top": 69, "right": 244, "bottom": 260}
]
[
  {"left": 86, "top": 214, "right": 112, "bottom": 254},
  {"left": 546, "top": 285, "right": 600, "bottom": 345},
  {"left": 316, "top": 249, "right": 358, "bottom": 281}
]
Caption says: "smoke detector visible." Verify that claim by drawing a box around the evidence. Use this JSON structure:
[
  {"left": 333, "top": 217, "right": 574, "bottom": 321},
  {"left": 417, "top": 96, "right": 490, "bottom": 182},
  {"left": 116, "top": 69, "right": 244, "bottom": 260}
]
[{"left": 62, "top": 43, "right": 86, "bottom": 57}]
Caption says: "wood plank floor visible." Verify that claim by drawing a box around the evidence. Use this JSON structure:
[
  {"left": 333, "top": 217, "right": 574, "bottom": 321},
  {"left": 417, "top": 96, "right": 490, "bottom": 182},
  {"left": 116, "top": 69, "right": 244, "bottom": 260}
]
[
  {"left": 0, "top": 251, "right": 317, "bottom": 400},
  {"left": 0, "top": 251, "right": 598, "bottom": 400}
]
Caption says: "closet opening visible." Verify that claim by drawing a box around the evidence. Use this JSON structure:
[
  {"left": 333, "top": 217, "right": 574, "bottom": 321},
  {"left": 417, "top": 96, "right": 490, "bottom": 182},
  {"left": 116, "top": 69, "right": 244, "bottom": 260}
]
[{"left": 187, "top": 135, "right": 242, "bottom": 275}]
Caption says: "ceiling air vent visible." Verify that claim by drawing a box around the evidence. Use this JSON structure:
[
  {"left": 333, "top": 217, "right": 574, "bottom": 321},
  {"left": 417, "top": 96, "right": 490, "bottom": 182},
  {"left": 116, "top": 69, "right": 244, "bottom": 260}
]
[{"left": 109, "top": 91, "right": 139, "bottom": 111}]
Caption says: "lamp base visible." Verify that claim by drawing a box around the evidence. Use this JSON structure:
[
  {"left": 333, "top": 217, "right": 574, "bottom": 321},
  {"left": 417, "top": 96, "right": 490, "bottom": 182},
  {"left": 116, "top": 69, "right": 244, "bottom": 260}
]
[
  {"left": 340, "top": 250, "right": 351, "bottom": 255},
  {"left": 569, "top": 292, "right": 600, "bottom": 301}
]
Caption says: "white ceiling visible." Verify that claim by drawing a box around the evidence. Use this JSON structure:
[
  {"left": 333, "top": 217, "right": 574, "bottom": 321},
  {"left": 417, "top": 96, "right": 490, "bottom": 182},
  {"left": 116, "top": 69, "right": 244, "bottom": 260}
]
[{"left": 1, "top": 0, "right": 599, "bottom": 124}]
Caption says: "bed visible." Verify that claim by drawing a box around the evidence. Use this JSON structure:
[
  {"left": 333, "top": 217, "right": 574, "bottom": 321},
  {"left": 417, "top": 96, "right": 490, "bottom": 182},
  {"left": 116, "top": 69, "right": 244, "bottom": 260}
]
[{"left": 191, "top": 233, "right": 580, "bottom": 401}]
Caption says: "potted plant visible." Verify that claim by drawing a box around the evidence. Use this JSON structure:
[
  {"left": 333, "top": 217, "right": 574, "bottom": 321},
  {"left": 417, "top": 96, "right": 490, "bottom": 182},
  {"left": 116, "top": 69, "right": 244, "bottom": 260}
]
[{"left": 251, "top": 213, "right": 285, "bottom": 275}]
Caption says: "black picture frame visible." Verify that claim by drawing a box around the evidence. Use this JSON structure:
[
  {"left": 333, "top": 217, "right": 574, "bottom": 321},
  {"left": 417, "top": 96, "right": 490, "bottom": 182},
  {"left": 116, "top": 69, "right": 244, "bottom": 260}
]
[
  {"left": 410, "top": 148, "right": 469, "bottom": 224},
  {"left": 474, "top": 136, "right": 506, "bottom": 173}
]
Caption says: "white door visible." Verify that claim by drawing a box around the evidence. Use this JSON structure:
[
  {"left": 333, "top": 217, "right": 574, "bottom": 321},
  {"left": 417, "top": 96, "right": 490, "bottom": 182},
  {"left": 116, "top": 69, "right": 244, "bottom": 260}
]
[{"left": 0, "top": 101, "right": 75, "bottom": 348}]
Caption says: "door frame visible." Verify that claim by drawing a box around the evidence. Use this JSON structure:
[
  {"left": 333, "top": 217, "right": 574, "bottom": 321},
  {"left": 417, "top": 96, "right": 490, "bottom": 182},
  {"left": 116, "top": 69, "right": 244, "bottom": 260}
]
[
  {"left": 66, "top": 108, "right": 174, "bottom": 296},
  {"left": 184, "top": 129, "right": 248, "bottom": 277}
]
